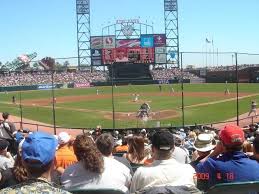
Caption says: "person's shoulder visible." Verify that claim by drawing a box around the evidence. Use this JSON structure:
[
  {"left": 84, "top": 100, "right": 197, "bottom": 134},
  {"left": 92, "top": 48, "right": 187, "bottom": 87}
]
[{"left": 0, "top": 182, "right": 72, "bottom": 194}]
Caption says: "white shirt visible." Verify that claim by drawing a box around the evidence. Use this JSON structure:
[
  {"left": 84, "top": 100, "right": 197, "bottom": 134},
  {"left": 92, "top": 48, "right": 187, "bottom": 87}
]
[
  {"left": 61, "top": 156, "right": 131, "bottom": 193},
  {"left": 130, "top": 158, "right": 195, "bottom": 193},
  {"left": 0, "top": 155, "right": 14, "bottom": 171},
  {"left": 172, "top": 146, "right": 190, "bottom": 164}
]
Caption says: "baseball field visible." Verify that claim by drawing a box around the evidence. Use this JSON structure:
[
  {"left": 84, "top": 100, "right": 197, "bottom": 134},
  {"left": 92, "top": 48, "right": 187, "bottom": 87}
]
[{"left": 0, "top": 83, "right": 259, "bottom": 129}]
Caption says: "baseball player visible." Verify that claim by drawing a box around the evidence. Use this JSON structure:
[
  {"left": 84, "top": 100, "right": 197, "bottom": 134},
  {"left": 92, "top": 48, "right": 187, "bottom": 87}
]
[
  {"left": 96, "top": 89, "right": 99, "bottom": 95},
  {"left": 133, "top": 94, "right": 139, "bottom": 102},
  {"left": 248, "top": 101, "right": 257, "bottom": 116},
  {"left": 12, "top": 96, "right": 16, "bottom": 104},
  {"left": 224, "top": 81, "right": 230, "bottom": 95}
]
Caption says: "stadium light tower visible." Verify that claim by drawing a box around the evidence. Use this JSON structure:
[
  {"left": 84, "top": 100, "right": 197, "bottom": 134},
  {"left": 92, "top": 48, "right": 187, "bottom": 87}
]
[
  {"left": 76, "top": 0, "right": 91, "bottom": 70},
  {"left": 164, "top": 0, "right": 179, "bottom": 68}
]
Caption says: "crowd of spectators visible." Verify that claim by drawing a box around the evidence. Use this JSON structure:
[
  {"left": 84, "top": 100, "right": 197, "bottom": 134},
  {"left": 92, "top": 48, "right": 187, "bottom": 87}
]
[
  {"left": 150, "top": 68, "right": 200, "bottom": 80},
  {"left": 205, "top": 64, "right": 259, "bottom": 72},
  {"left": 0, "top": 71, "right": 108, "bottom": 87},
  {"left": 2, "top": 112, "right": 259, "bottom": 193}
]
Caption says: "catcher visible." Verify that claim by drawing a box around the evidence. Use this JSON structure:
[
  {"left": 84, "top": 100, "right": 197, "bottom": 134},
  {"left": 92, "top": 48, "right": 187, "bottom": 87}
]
[{"left": 138, "top": 102, "right": 151, "bottom": 117}]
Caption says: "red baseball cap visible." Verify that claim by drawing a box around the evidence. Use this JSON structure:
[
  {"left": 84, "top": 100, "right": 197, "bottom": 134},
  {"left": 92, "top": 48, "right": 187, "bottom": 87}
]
[{"left": 219, "top": 124, "right": 245, "bottom": 146}]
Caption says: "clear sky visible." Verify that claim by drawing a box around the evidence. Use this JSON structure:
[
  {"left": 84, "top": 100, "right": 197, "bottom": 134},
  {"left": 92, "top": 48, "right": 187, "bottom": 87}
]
[{"left": 0, "top": 0, "right": 258, "bottom": 66}]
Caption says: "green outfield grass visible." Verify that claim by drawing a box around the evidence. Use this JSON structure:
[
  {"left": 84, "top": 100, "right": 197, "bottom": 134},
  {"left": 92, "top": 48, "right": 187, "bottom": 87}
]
[{"left": 1, "top": 83, "right": 259, "bottom": 129}]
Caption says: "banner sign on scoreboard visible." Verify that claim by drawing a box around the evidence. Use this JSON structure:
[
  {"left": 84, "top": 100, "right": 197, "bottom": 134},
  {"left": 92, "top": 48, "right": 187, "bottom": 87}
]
[
  {"left": 155, "top": 47, "right": 166, "bottom": 54},
  {"left": 155, "top": 53, "right": 167, "bottom": 64},
  {"left": 103, "top": 36, "right": 116, "bottom": 49},
  {"left": 164, "top": 0, "right": 177, "bottom": 11},
  {"left": 91, "top": 49, "right": 102, "bottom": 66},
  {"left": 116, "top": 39, "right": 140, "bottom": 48},
  {"left": 91, "top": 36, "right": 103, "bottom": 49},
  {"left": 154, "top": 34, "right": 166, "bottom": 47},
  {"left": 140, "top": 35, "right": 154, "bottom": 48}
]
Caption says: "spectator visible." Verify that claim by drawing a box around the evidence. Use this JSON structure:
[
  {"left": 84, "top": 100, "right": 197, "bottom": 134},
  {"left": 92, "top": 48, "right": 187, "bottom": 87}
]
[
  {"left": 172, "top": 134, "right": 190, "bottom": 164},
  {"left": 55, "top": 132, "right": 77, "bottom": 175},
  {"left": 190, "top": 134, "right": 216, "bottom": 169},
  {"left": 250, "top": 136, "right": 259, "bottom": 162},
  {"left": 0, "top": 139, "right": 14, "bottom": 171},
  {"left": 123, "top": 136, "right": 148, "bottom": 164},
  {"left": 196, "top": 124, "right": 259, "bottom": 191},
  {"left": 0, "top": 132, "right": 71, "bottom": 193},
  {"left": 0, "top": 143, "right": 28, "bottom": 189},
  {"left": 130, "top": 130, "right": 196, "bottom": 193},
  {"left": 96, "top": 133, "right": 133, "bottom": 176},
  {"left": 114, "top": 136, "right": 129, "bottom": 153},
  {"left": 1, "top": 112, "right": 16, "bottom": 135},
  {"left": 61, "top": 134, "right": 131, "bottom": 193}
]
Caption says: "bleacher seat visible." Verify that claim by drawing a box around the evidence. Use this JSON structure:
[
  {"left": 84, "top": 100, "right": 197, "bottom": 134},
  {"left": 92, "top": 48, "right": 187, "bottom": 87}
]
[
  {"left": 206, "top": 181, "right": 259, "bottom": 194},
  {"left": 69, "top": 188, "right": 126, "bottom": 194}
]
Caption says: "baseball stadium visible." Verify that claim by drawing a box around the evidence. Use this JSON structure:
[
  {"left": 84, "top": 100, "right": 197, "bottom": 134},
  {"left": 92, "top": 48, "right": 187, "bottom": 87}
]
[{"left": 1, "top": 1, "right": 259, "bottom": 193}]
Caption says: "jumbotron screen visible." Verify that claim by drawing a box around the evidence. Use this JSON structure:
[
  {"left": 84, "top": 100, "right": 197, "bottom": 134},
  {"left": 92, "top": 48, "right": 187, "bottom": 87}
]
[
  {"left": 102, "top": 48, "right": 154, "bottom": 64},
  {"left": 90, "top": 34, "right": 166, "bottom": 65}
]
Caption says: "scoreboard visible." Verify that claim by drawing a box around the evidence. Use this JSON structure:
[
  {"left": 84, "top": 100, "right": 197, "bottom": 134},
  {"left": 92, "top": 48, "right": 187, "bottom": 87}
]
[{"left": 91, "top": 34, "right": 167, "bottom": 65}]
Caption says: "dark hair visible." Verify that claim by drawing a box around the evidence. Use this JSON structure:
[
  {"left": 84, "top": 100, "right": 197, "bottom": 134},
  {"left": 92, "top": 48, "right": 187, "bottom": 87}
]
[
  {"left": 25, "top": 161, "right": 53, "bottom": 177},
  {"left": 2, "top": 112, "right": 9, "bottom": 120},
  {"left": 96, "top": 133, "right": 114, "bottom": 156},
  {"left": 12, "top": 154, "right": 29, "bottom": 182},
  {"left": 128, "top": 136, "right": 145, "bottom": 162},
  {"left": 73, "top": 134, "right": 104, "bottom": 174},
  {"left": 253, "top": 136, "right": 259, "bottom": 154}
]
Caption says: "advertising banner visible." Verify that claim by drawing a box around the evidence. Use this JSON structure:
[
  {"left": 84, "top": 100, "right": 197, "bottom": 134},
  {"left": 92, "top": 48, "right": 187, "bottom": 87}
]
[
  {"left": 102, "top": 49, "right": 115, "bottom": 64},
  {"left": 74, "top": 83, "right": 91, "bottom": 88},
  {"left": 141, "top": 48, "right": 155, "bottom": 63},
  {"left": 103, "top": 36, "right": 116, "bottom": 49},
  {"left": 140, "top": 35, "right": 154, "bottom": 48},
  {"left": 91, "top": 49, "right": 102, "bottom": 60},
  {"left": 92, "top": 60, "right": 102, "bottom": 66},
  {"left": 76, "top": 0, "right": 90, "bottom": 14},
  {"left": 38, "top": 84, "right": 56, "bottom": 90},
  {"left": 164, "top": 0, "right": 177, "bottom": 11},
  {"left": 116, "top": 39, "right": 140, "bottom": 48},
  {"left": 154, "top": 34, "right": 166, "bottom": 47},
  {"left": 91, "top": 36, "right": 103, "bottom": 49},
  {"left": 155, "top": 47, "right": 166, "bottom": 54},
  {"left": 155, "top": 53, "right": 167, "bottom": 64}
]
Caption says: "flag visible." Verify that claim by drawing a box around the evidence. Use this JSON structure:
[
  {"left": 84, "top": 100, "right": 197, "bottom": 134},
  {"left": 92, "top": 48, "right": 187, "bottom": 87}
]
[{"left": 206, "top": 38, "right": 211, "bottom": 43}]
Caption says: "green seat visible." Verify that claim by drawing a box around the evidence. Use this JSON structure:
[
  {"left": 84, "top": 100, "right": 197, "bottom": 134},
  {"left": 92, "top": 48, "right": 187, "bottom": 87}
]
[
  {"left": 69, "top": 188, "right": 126, "bottom": 194},
  {"left": 206, "top": 181, "right": 259, "bottom": 194}
]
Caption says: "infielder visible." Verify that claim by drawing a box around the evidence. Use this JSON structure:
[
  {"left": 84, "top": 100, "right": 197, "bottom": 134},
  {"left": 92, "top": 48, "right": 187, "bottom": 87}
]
[
  {"left": 248, "top": 101, "right": 257, "bottom": 116},
  {"left": 224, "top": 81, "right": 230, "bottom": 95}
]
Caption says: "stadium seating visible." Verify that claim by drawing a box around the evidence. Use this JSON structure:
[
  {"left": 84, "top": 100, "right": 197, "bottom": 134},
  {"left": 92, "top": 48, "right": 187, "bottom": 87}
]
[
  {"left": 68, "top": 188, "right": 126, "bottom": 194},
  {"left": 206, "top": 181, "right": 259, "bottom": 194}
]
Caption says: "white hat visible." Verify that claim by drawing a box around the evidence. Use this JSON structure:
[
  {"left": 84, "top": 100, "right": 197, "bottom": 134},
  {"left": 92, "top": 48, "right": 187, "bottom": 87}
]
[
  {"left": 58, "top": 132, "right": 71, "bottom": 145},
  {"left": 141, "top": 129, "right": 146, "bottom": 133},
  {"left": 193, "top": 134, "right": 216, "bottom": 152}
]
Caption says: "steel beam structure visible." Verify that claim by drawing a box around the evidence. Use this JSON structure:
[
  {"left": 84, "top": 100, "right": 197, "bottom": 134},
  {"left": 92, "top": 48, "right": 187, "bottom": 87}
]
[
  {"left": 76, "top": 0, "right": 91, "bottom": 70},
  {"left": 164, "top": 0, "right": 179, "bottom": 68}
]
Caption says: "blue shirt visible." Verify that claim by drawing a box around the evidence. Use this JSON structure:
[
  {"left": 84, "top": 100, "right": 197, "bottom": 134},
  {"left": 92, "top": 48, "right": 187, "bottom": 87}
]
[{"left": 196, "top": 151, "right": 259, "bottom": 190}]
